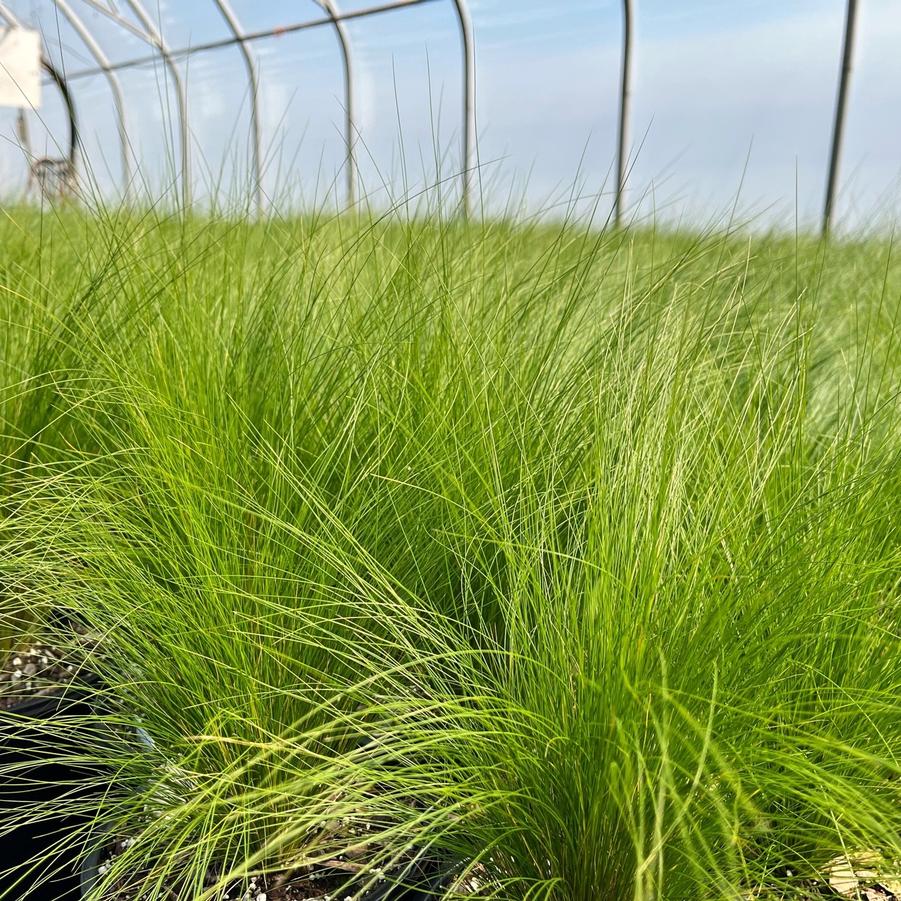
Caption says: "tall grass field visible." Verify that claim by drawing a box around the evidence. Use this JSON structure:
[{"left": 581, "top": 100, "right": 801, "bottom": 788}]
[{"left": 0, "top": 203, "right": 899, "bottom": 900}]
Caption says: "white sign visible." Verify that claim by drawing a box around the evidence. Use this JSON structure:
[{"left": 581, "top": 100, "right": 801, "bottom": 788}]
[{"left": 0, "top": 27, "right": 42, "bottom": 109}]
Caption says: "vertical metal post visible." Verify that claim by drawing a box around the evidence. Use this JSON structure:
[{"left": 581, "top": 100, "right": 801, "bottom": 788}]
[
  {"left": 314, "top": 0, "right": 357, "bottom": 209},
  {"left": 123, "top": 0, "right": 191, "bottom": 210},
  {"left": 449, "top": 0, "right": 475, "bottom": 218},
  {"left": 51, "top": 0, "right": 132, "bottom": 202},
  {"left": 823, "top": 0, "right": 858, "bottom": 237},
  {"left": 211, "top": 0, "right": 264, "bottom": 218},
  {"left": 615, "top": 0, "right": 633, "bottom": 228}
]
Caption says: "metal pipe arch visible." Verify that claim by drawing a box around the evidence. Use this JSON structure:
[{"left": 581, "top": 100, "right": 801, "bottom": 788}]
[
  {"left": 210, "top": 0, "right": 264, "bottom": 217},
  {"left": 51, "top": 0, "right": 132, "bottom": 200}
]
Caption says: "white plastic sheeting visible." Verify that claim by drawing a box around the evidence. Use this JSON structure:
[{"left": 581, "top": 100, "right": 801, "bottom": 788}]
[{"left": 0, "top": 26, "right": 41, "bottom": 109}]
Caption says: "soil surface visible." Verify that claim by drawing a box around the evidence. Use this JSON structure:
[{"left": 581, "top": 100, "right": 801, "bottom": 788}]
[
  {"left": 84, "top": 835, "right": 901, "bottom": 901},
  {"left": 749, "top": 856, "right": 901, "bottom": 901},
  {"left": 0, "top": 642, "right": 85, "bottom": 709},
  {"left": 747, "top": 883, "right": 897, "bottom": 900},
  {"left": 94, "top": 837, "right": 466, "bottom": 901}
]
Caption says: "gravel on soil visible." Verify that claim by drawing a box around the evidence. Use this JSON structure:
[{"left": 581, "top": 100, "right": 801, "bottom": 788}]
[{"left": 0, "top": 642, "right": 85, "bottom": 709}]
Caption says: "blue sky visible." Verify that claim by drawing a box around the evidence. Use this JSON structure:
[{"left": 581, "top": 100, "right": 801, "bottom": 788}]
[{"left": 1, "top": 0, "right": 899, "bottom": 231}]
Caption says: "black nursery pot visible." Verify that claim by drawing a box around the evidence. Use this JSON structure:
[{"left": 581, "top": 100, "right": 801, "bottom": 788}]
[
  {"left": 0, "top": 688, "right": 107, "bottom": 901},
  {"left": 363, "top": 857, "right": 462, "bottom": 900}
]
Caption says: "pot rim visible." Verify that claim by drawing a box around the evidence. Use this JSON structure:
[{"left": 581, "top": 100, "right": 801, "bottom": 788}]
[
  {"left": 79, "top": 842, "right": 104, "bottom": 899},
  {"left": 1, "top": 679, "right": 101, "bottom": 718}
]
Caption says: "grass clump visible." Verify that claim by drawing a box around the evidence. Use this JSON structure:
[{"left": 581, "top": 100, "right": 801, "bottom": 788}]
[{"left": 0, "top": 204, "right": 898, "bottom": 900}]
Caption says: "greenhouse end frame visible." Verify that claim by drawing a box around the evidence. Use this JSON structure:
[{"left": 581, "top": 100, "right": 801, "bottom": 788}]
[{"left": 2, "top": 0, "right": 863, "bottom": 231}]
